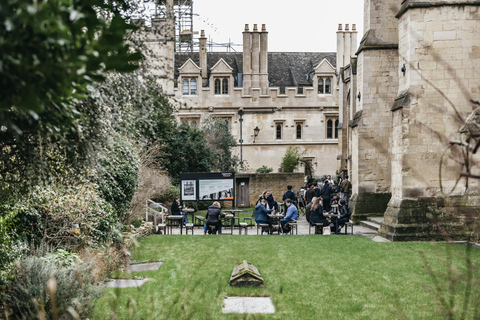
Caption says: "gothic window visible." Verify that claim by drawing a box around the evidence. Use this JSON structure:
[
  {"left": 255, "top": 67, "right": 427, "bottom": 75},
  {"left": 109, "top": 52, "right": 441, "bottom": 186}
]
[
  {"left": 222, "top": 79, "right": 229, "bottom": 94},
  {"left": 327, "top": 119, "right": 333, "bottom": 139},
  {"left": 325, "top": 78, "right": 331, "bottom": 94},
  {"left": 296, "top": 124, "right": 302, "bottom": 139},
  {"left": 183, "top": 78, "right": 197, "bottom": 95},
  {"left": 276, "top": 124, "right": 282, "bottom": 140},
  {"left": 214, "top": 79, "right": 221, "bottom": 94},
  {"left": 318, "top": 77, "right": 333, "bottom": 95},
  {"left": 335, "top": 119, "right": 339, "bottom": 139},
  {"left": 318, "top": 78, "right": 324, "bottom": 94}
]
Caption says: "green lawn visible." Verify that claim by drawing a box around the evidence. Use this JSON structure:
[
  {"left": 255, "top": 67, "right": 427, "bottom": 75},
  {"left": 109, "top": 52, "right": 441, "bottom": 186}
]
[{"left": 93, "top": 235, "right": 480, "bottom": 319}]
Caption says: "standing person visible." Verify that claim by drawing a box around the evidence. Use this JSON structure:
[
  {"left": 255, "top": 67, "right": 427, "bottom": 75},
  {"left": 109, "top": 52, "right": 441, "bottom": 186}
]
[
  {"left": 171, "top": 196, "right": 189, "bottom": 225},
  {"left": 340, "top": 175, "right": 352, "bottom": 206},
  {"left": 204, "top": 201, "right": 225, "bottom": 235},
  {"left": 314, "top": 183, "right": 322, "bottom": 199},
  {"left": 254, "top": 198, "right": 273, "bottom": 234},
  {"left": 320, "top": 181, "right": 334, "bottom": 212},
  {"left": 280, "top": 199, "right": 298, "bottom": 233},
  {"left": 305, "top": 184, "right": 316, "bottom": 204},
  {"left": 282, "top": 185, "right": 296, "bottom": 212}
]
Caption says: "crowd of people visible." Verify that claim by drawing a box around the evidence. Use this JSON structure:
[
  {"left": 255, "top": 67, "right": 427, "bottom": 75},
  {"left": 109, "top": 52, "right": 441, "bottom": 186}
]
[{"left": 170, "top": 175, "right": 353, "bottom": 235}]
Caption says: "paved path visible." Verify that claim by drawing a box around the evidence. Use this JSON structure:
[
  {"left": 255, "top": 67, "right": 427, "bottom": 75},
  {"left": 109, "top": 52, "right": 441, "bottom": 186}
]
[{"left": 162, "top": 214, "right": 389, "bottom": 241}]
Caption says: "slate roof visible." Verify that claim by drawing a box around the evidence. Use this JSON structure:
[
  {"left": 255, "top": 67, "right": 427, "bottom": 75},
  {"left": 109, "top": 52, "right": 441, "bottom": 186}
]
[{"left": 174, "top": 52, "right": 336, "bottom": 88}]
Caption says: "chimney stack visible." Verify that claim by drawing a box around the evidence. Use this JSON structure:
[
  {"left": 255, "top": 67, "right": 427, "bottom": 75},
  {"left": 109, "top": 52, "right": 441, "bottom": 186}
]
[
  {"left": 251, "top": 24, "right": 260, "bottom": 89},
  {"left": 243, "top": 24, "right": 252, "bottom": 94},
  {"left": 260, "top": 24, "right": 268, "bottom": 94},
  {"left": 199, "top": 30, "right": 207, "bottom": 86}
]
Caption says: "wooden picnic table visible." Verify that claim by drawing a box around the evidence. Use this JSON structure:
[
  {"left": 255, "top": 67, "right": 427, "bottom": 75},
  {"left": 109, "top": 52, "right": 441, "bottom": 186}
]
[
  {"left": 267, "top": 213, "right": 285, "bottom": 234},
  {"left": 166, "top": 215, "right": 184, "bottom": 234},
  {"left": 183, "top": 208, "right": 195, "bottom": 225}
]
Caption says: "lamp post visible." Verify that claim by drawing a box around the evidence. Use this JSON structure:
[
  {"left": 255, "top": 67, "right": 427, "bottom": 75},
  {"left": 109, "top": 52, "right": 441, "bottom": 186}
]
[
  {"left": 253, "top": 126, "right": 260, "bottom": 143},
  {"left": 238, "top": 110, "right": 244, "bottom": 168}
]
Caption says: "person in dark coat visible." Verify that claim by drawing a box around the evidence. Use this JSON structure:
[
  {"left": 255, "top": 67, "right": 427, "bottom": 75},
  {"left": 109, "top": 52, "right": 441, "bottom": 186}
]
[
  {"left": 254, "top": 198, "right": 273, "bottom": 234},
  {"left": 320, "top": 181, "right": 334, "bottom": 212},
  {"left": 305, "top": 196, "right": 316, "bottom": 223},
  {"left": 171, "top": 196, "right": 189, "bottom": 224},
  {"left": 335, "top": 199, "right": 352, "bottom": 234},
  {"left": 255, "top": 189, "right": 275, "bottom": 210},
  {"left": 305, "top": 184, "right": 316, "bottom": 206},
  {"left": 203, "top": 201, "right": 225, "bottom": 234},
  {"left": 309, "top": 198, "right": 329, "bottom": 234},
  {"left": 282, "top": 185, "right": 296, "bottom": 202}
]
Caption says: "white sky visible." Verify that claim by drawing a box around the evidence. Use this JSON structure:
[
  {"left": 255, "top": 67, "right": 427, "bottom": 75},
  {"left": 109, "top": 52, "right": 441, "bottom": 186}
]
[{"left": 192, "top": 0, "right": 364, "bottom": 52}]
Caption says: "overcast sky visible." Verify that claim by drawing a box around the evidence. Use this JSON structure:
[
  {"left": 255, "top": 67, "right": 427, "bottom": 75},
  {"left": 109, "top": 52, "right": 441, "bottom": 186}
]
[{"left": 192, "top": 0, "right": 364, "bottom": 53}]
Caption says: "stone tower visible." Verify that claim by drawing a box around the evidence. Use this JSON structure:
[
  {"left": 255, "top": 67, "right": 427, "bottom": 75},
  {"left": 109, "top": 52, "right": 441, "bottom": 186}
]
[
  {"left": 381, "top": 0, "right": 480, "bottom": 241},
  {"left": 349, "top": 0, "right": 400, "bottom": 221}
]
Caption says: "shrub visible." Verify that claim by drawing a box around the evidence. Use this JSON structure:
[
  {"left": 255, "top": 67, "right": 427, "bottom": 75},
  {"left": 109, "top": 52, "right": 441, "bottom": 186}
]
[
  {"left": 4, "top": 255, "right": 102, "bottom": 319},
  {"left": 97, "top": 134, "right": 140, "bottom": 220},
  {"left": 14, "top": 183, "right": 119, "bottom": 251},
  {"left": 280, "top": 146, "right": 305, "bottom": 173},
  {"left": 256, "top": 165, "right": 274, "bottom": 173},
  {"left": 0, "top": 207, "right": 28, "bottom": 284}
]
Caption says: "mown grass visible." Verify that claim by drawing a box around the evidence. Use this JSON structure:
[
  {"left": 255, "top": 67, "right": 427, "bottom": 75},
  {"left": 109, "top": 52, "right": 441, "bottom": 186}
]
[{"left": 93, "top": 235, "right": 480, "bottom": 319}]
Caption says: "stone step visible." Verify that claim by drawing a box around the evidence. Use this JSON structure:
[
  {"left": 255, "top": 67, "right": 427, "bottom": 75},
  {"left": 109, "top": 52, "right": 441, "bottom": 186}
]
[
  {"left": 360, "top": 220, "right": 381, "bottom": 231},
  {"left": 368, "top": 216, "right": 384, "bottom": 224}
]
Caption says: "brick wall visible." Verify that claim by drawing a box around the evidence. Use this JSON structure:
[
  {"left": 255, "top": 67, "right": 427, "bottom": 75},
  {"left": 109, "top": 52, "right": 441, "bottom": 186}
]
[{"left": 236, "top": 173, "right": 305, "bottom": 207}]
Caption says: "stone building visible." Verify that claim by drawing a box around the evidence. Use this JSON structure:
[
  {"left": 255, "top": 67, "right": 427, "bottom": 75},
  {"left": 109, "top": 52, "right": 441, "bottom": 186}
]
[
  {"left": 339, "top": 0, "right": 480, "bottom": 241},
  {"left": 142, "top": 0, "right": 357, "bottom": 178}
]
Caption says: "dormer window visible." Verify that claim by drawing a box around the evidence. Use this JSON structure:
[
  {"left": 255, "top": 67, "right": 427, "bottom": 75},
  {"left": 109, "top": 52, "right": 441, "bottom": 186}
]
[
  {"left": 214, "top": 78, "right": 229, "bottom": 95},
  {"left": 318, "top": 77, "right": 332, "bottom": 94},
  {"left": 183, "top": 78, "right": 197, "bottom": 95}
]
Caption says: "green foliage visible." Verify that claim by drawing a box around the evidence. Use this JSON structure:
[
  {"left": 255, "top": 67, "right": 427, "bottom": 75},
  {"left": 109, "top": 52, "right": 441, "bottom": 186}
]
[
  {"left": 96, "top": 134, "right": 140, "bottom": 218},
  {"left": 42, "top": 249, "right": 81, "bottom": 269},
  {"left": 0, "top": 208, "right": 28, "bottom": 284},
  {"left": 161, "top": 124, "right": 214, "bottom": 184},
  {"left": 280, "top": 145, "right": 305, "bottom": 173},
  {"left": 4, "top": 255, "right": 102, "bottom": 319},
  {"left": 202, "top": 116, "right": 238, "bottom": 172},
  {"left": 256, "top": 165, "right": 274, "bottom": 173},
  {"left": 13, "top": 183, "right": 119, "bottom": 250},
  {"left": 0, "top": 0, "right": 141, "bottom": 129}
]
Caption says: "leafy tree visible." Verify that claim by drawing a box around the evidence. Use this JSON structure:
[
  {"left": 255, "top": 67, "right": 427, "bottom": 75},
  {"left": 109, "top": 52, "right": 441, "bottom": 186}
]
[
  {"left": 280, "top": 146, "right": 305, "bottom": 173},
  {"left": 203, "top": 117, "right": 238, "bottom": 172}
]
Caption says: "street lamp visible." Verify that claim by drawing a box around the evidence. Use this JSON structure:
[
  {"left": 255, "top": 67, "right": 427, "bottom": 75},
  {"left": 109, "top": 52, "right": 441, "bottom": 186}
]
[
  {"left": 253, "top": 126, "right": 260, "bottom": 143},
  {"left": 238, "top": 110, "right": 244, "bottom": 168}
]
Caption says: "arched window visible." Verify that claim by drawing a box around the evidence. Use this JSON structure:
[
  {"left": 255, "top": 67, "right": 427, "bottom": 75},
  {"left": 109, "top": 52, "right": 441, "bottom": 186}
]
[
  {"left": 296, "top": 124, "right": 302, "bottom": 139},
  {"left": 183, "top": 79, "right": 189, "bottom": 95},
  {"left": 276, "top": 124, "right": 282, "bottom": 140},
  {"left": 318, "top": 78, "right": 324, "bottom": 94},
  {"left": 214, "top": 79, "right": 221, "bottom": 94},
  {"left": 327, "top": 119, "right": 333, "bottom": 139},
  {"left": 190, "top": 79, "right": 197, "bottom": 95},
  {"left": 335, "top": 119, "right": 339, "bottom": 139},
  {"left": 222, "top": 79, "right": 228, "bottom": 94},
  {"left": 325, "top": 78, "right": 331, "bottom": 94}
]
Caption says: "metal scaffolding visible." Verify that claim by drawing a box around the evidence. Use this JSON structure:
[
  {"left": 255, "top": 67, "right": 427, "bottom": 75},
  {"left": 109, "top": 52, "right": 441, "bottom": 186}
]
[{"left": 154, "top": 0, "right": 195, "bottom": 52}]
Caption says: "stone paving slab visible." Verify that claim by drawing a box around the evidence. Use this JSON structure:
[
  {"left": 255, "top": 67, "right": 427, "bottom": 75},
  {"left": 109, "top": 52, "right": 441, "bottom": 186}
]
[
  {"left": 222, "top": 297, "right": 275, "bottom": 314},
  {"left": 105, "top": 279, "right": 147, "bottom": 288},
  {"left": 127, "top": 261, "right": 162, "bottom": 272}
]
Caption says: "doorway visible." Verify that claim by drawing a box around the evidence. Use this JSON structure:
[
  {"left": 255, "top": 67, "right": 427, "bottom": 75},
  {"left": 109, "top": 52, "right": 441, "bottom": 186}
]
[{"left": 236, "top": 178, "right": 250, "bottom": 207}]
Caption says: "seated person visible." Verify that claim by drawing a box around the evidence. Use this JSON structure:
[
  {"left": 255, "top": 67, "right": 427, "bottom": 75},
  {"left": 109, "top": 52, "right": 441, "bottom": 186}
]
[
  {"left": 280, "top": 199, "right": 298, "bottom": 233},
  {"left": 305, "top": 197, "right": 316, "bottom": 223},
  {"left": 255, "top": 189, "right": 275, "bottom": 210},
  {"left": 203, "top": 201, "right": 225, "bottom": 235},
  {"left": 330, "top": 194, "right": 339, "bottom": 212},
  {"left": 335, "top": 199, "right": 352, "bottom": 234},
  {"left": 309, "top": 198, "right": 329, "bottom": 234},
  {"left": 254, "top": 198, "right": 273, "bottom": 234},
  {"left": 171, "top": 196, "right": 189, "bottom": 225}
]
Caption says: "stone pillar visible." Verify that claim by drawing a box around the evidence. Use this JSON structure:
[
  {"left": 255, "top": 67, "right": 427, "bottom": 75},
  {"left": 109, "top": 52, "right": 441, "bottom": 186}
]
[
  {"left": 344, "top": 24, "right": 351, "bottom": 67},
  {"left": 243, "top": 24, "right": 252, "bottom": 95},
  {"left": 336, "top": 24, "right": 344, "bottom": 72},
  {"left": 349, "top": 0, "right": 399, "bottom": 221},
  {"left": 199, "top": 30, "right": 208, "bottom": 87},
  {"left": 380, "top": 0, "right": 480, "bottom": 241},
  {"left": 251, "top": 24, "right": 260, "bottom": 89},
  {"left": 260, "top": 24, "right": 269, "bottom": 94}
]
